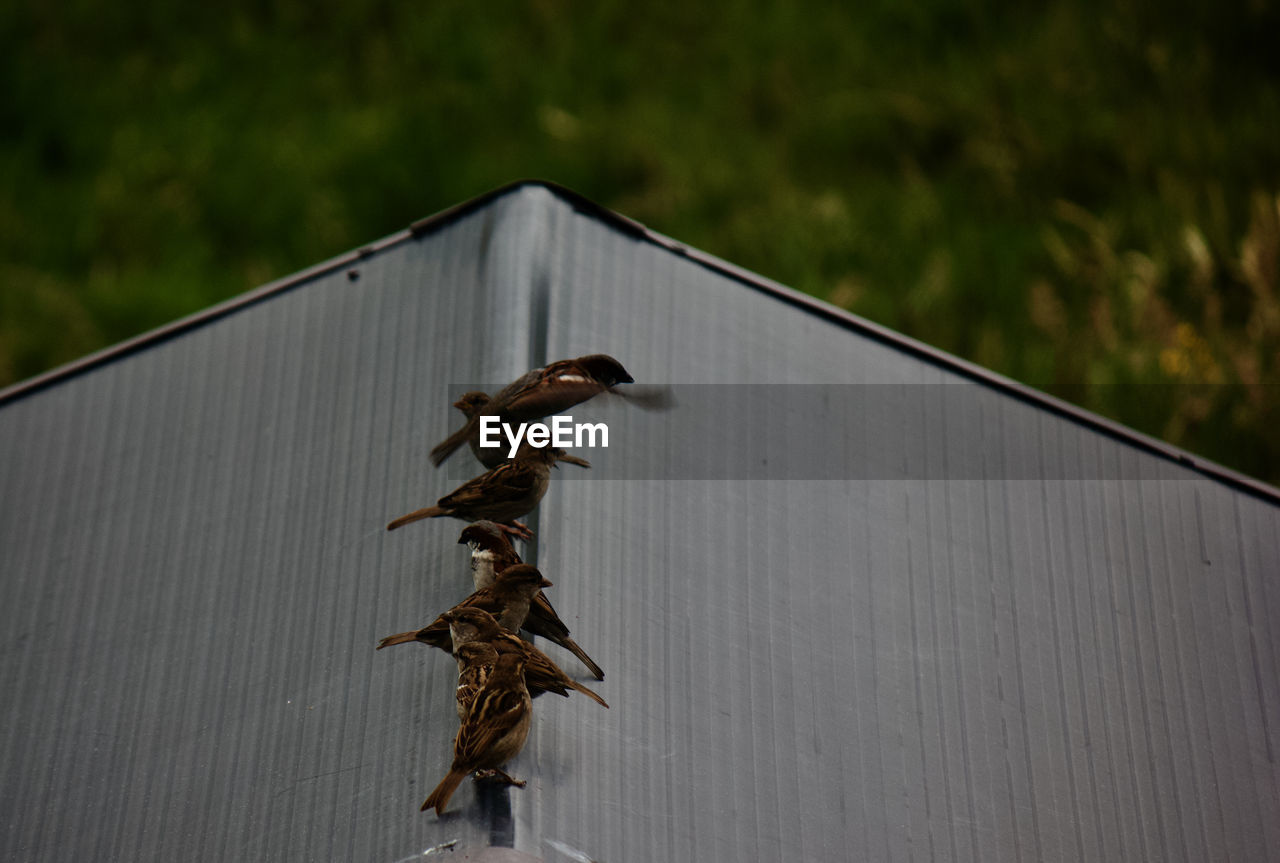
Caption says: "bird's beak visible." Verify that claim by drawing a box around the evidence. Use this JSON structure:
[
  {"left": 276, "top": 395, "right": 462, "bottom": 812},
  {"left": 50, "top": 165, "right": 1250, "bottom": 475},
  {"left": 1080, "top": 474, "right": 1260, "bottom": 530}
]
[
  {"left": 557, "top": 453, "right": 592, "bottom": 468},
  {"left": 539, "top": 577, "right": 554, "bottom": 588}
]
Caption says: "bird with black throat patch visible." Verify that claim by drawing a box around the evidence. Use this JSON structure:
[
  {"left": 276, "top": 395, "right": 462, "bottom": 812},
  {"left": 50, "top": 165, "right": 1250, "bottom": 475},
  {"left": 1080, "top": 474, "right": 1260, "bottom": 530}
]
[{"left": 460, "top": 522, "right": 606, "bottom": 679}]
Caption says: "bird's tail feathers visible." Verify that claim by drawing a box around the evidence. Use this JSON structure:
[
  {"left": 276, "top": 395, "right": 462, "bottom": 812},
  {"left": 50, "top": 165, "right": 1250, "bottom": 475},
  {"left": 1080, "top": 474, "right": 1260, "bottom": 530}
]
[
  {"left": 561, "top": 637, "right": 605, "bottom": 681},
  {"left": 429, "top": 420, "right": 475, "bottom": 467},
  {"left": 421, "top": 767, "right": 468, "bottom": 814},
  {"left": 571, "top": 680, "right": 609, "bottom": 708},
  {"left": 376, "top": 631, "right": 419, "bottom": 650},
  {"left": 387, "top": 506, "right": 446, "bottom": 530}
]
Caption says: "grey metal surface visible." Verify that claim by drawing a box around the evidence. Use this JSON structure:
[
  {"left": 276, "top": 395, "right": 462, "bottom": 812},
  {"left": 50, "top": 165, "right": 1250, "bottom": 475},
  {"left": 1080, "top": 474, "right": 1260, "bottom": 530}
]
[{"left": 1, "top": 183, "right": 1278, "bottom": 862}]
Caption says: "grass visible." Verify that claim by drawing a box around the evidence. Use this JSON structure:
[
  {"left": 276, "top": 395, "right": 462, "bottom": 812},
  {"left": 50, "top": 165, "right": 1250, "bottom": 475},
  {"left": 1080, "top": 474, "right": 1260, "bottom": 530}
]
[{"left": 2, "top": 0, "right": 1278, "bottom": 480}]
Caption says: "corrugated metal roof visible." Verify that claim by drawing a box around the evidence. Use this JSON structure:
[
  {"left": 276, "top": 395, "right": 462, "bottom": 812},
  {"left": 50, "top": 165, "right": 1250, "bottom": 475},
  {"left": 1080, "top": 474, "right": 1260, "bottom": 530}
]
[{"left": 1, "top": 182, "right": 1277, "bottom": 862}]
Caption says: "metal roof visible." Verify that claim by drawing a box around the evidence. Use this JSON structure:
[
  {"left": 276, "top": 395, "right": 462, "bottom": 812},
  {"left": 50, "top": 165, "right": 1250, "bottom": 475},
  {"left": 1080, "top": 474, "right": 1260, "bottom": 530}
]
[{"left": 2, "top": 181, "right": 1278, "bottom": 862}]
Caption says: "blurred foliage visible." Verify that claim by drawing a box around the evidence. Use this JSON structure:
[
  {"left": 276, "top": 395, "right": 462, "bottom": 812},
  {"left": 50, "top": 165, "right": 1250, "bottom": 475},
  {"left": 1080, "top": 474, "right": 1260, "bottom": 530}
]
[{"left": 1, "top": 0, "right": 1277, "bottom": 480}]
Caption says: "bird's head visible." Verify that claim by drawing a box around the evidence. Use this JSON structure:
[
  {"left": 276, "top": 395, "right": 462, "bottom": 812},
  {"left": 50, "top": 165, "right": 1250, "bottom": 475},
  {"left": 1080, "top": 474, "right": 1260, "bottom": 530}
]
[
  {"left": 554, "top": 451, "right": 592, "bottom": 468},
  {"left": 575, "top": 354, "right": 634, "bottom": 386},
  {"left": 458, "top": 521, "right": 515, "bottom": 552},
  {"left": 514, "top": 443, "right": 564, "bottom": 465},
  {"left": 443, "top": 606, "right": 501, "bottom": 636},
  {"left": 496, "top": 563, "right": 553, "bottom": 592},
  {"left": 452, "top": 391, "right": 491, "bottom": 416},
  {"left": 453, "top": 640, "right": 498, "bottom": 666},
  {"left": 491, "top": 650, "right": 528, "bottom": 676},
  {"left": 513, "top": 444, "right": 591, "bottom": 469}
]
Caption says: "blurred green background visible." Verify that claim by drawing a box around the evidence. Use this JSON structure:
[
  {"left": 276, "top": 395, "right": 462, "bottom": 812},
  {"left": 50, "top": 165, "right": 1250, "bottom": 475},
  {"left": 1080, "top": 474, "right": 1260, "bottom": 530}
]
[{"left": 2, "top": 0, "right": 1278, "bottom": 480}]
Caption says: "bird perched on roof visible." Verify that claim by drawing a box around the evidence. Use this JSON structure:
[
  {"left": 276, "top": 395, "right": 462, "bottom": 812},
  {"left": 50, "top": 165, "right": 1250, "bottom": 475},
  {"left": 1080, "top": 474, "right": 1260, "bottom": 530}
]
[
  {"left": 386, "top": 445, "right": 582, "bottom": 539},
  {"left": 431, "top": 353, "right": 664, "bottom": 469},
  {"left": 457, "top": 521, "right": 523, "bottom": 590},
  {"left": 377, "top": 559, "right": 606, "bottom": 680},
  {"left": 376, "top": 563, "right": 553, "bottom": 652},
  {"left": 446, "top": 607, "right": 608, "bottom": 708},
  {"left": 457, "top": 524, "right": 606, "bottom": 680},
  {"left": 421, "top": 650, "right": 532, "bottom": 815},
  {"left": 451, "top": 640, "right": 499, "bottom": 721}
]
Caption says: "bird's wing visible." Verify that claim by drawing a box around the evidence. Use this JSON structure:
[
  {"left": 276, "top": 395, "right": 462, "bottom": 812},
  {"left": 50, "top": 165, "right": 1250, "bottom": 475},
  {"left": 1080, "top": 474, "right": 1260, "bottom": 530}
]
[
  {"left": 454, "top": 588, "right": 504, "bottom": 618},
  {"left": 498, "top": 356, "right": 631, "bottom": 420},
  {"left": 429, "top": 416, "right": 478, "bottom": 467},
  {"left": 526, "top": 591, "right": 571, "bottom": 640},
  {"left": 455, "top": 685, "right": 529, "bottom": 760},
  {"left": 438, "top": 462, "right": 540, "bottom": 509}
]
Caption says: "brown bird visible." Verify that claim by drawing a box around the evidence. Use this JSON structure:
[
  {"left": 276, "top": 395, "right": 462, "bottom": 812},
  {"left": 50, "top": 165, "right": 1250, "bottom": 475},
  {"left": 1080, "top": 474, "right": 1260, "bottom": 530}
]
[
  {"left": 376, "top": 564, "right": 554, "bottom": 652},
  {"left": 377, "top": 559, "right": 606, "bottom": 681},
  {"left": 458, "top": 521, "right": 523, "bottom": 590},
  {"left": 446, "top": 607, "right": 608, "bottom": 708},
  {"left": 387, "top": 446, "right": 580, "bottom": 538},
  {"left": 452, "top": 640, "right": 499, "bottom": 721},
  {"left": 430, "top": 354, "right": 635, "bottom": 468},
  {"left": 421, "top": 651, "right": 533, "bottom": 815},
  {"left": 458, "top": 523, "right": 606, "bottom": 680}
]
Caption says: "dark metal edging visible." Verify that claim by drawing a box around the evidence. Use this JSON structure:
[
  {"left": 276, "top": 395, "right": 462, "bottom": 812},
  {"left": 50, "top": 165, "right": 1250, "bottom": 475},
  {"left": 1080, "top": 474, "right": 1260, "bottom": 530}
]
[
  {"left": 3, "top": 180, "right": 1276, "bottom": 505},
  {"left": 522, "top": 182, "right": 1280, "bottom": 506},
  {"left": 0, "top": 184, "right": 535, "bottom": 408}
]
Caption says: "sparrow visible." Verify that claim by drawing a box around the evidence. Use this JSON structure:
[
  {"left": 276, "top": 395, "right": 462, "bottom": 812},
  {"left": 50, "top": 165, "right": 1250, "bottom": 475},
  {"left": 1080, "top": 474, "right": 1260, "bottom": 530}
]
[
  {"left": 458, "top": 523, "right": 606, "bottom": 680},
  {"left": 457, "top": 521, "right": 523, "bottom": 590},
  {"left": 386, "top": 445, "right": 580, "bottom": 539},
  {"left": 446, "top": 607, "right": 608, "bottom": 708},
  {"left": 430, "top": 354, "right": 635, "bottom": 468},
  {"left": 377, "top": 560, "right": 606, "bottom": 680},
  {"left": 452, "top": 640, "right": 499, "bottom": 721},
  {"left": 375, "top": 564, "right": 555, "bottom": 652},
  {"left": 421, "top": 650, "right": 533, "bottom": 814}
]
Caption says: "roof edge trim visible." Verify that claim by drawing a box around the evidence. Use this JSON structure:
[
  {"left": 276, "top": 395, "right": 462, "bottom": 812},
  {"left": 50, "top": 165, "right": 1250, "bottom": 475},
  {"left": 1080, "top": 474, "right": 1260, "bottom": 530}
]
[
  {"left": 3, "top": 179, "right": 1275, "bottom": 504},
  {"left": 521, "top": 183, "right": 1280, "bottom": 504}
]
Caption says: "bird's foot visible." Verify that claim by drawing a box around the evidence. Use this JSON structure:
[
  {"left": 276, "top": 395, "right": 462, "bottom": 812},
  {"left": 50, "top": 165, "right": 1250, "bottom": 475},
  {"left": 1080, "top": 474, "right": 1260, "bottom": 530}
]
[
  {"left": 474, "top": 768, "right": 526, "bottom": 788},
  {"left": 499, "top": 521, "right": 534, "bottom": 541}
]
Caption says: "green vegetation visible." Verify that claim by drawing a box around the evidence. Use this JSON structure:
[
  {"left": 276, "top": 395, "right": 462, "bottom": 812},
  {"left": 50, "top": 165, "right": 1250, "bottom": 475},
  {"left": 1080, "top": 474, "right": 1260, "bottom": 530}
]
[{"left": 2, "top": 0, "right": 1278, "bottom": 480}]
